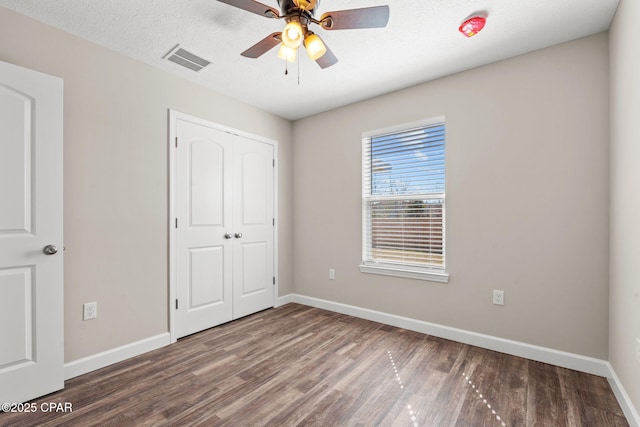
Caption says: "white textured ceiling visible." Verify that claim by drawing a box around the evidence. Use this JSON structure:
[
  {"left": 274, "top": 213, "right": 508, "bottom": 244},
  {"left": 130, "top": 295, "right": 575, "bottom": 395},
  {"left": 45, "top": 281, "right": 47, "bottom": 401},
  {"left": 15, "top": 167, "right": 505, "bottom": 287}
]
[{"left": 0, "top": 0, "right": 620, "bottom": 120}]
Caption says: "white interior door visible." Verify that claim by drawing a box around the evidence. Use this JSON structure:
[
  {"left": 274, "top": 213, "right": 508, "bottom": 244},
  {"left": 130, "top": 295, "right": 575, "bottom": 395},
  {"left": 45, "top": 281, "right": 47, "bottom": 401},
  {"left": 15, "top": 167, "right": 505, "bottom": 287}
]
[
  {"left": 0, "top": 61, "right": 64, "bottom": 403},
  {"left": 232, "top": 138, "right": 274, "bottom": 319},
  {"left": 173, "top": 115, "right": 275, "bottom": 339}
]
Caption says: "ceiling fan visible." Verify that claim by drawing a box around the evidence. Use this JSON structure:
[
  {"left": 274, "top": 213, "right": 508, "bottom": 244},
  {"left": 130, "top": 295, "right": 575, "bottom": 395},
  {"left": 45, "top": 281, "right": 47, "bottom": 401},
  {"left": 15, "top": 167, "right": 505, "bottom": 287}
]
[{"left": 217, "top": 0, "right": 390, "bottom": 69}]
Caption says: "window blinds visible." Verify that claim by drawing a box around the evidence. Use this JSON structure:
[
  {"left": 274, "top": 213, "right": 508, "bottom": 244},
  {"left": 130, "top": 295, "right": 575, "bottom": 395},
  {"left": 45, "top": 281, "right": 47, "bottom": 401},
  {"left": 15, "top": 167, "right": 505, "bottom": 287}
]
[{"left": 362, "top": 121, "right": 445, "bottom": 270}]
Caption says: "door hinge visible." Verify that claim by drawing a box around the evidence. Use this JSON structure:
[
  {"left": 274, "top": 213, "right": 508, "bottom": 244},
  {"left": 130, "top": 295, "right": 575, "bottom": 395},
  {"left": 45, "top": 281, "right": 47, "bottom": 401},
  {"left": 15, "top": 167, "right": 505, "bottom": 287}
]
[
  {"left": 175, "top": 218, "right": 178, "bottom": 228},
  {"left": 175, "top": 299, "right": 179, "bottom": 309},
  {"left": 175, "top": 137, "right": 178, "bottom": 148},
  {"left": 273, "top": 276, "right": 276, "bottom": 285},
  {"left": 272, "top": 159, "right": 275, "bottom": 167},
  {"left": 273, "top": 218, "right": 275, "bottom": 226}
]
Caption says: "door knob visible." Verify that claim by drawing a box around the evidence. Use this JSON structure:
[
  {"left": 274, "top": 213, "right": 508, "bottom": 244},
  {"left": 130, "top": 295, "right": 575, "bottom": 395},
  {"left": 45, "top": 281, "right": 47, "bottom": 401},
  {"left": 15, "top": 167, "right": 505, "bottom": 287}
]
[
  {"left": 235, "top": 233, "right": 243, "bottom": 239},
  {"left": 224, "top": 233, "right": 233, "bottom": 239},
  {"left": 43, "top": 244, "right": 58, "bottom": 255}
]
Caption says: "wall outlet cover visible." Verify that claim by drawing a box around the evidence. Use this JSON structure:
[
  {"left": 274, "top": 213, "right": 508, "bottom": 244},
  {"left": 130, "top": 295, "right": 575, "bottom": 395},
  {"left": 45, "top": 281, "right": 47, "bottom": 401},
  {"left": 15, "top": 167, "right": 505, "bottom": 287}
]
[
  {"left": 83, "top": 302, "right": 97, "bottom": 320},
  {"left": 492, "top": 290, "right": 505, "bottom": 306}
]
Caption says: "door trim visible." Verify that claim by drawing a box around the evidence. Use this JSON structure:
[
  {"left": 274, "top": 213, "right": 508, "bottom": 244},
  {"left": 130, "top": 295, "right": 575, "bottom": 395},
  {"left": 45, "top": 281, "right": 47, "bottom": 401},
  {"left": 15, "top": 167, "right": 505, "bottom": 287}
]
[{"left": 168, "top": 110, "right": 279, "bottom": 343}]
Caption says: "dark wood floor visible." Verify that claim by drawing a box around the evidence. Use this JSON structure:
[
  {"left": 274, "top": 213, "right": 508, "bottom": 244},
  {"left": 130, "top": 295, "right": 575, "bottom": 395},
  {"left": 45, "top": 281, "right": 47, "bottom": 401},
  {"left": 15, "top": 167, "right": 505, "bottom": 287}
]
[{"left": 0, "top": 303, "right": 628, "bottom": 426}]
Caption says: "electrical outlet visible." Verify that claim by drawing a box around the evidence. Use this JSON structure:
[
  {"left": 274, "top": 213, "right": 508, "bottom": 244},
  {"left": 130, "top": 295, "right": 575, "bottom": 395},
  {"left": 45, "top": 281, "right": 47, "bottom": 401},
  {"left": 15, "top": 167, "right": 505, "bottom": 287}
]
[
  {"left": 492, "top": 290, "right": 505, "bottom": 306},
  {"left": 83, "top": 302, "right": 97, "bottom": 320},
  {"left": 329, "top": 269, "right": 335, "bottom": 280}
]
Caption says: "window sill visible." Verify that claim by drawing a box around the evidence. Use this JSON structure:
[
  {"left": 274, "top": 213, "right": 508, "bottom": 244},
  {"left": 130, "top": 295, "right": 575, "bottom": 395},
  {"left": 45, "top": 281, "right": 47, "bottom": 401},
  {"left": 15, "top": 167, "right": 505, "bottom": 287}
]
[{"left": 359, "top": 264, "right": 449, "bottom": 283}]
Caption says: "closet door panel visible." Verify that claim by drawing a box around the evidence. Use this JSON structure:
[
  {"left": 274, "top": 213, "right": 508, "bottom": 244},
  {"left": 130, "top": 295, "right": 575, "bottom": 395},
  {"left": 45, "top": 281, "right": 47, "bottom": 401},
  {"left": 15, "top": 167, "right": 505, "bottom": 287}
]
[{"left": 232, "top": 137, "right": 274, "bottom": 319}]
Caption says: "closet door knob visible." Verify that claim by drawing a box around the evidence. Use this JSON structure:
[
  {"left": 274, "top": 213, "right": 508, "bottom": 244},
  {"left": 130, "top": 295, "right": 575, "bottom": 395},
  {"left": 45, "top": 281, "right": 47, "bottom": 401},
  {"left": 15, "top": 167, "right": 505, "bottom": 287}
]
[
  {"left": 224, "top": 233, "right": 233, "bottom": 239},
  {"left": 234, "top": 233, "right": 243, "bottom": 239}
]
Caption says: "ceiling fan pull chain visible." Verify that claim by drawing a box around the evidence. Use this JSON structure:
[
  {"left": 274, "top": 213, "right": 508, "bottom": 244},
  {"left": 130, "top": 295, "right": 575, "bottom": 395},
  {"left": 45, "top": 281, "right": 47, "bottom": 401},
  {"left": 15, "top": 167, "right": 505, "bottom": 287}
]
[{"left": 297, "top": 49, "right": 300, "bottom": 85}]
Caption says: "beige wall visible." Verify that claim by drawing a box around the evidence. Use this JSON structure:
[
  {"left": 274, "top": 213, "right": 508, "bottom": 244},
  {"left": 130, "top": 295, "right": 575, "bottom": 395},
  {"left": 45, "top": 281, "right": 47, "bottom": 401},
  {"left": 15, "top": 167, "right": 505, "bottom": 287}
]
[
  {"left": 293, "top": 33, "right": 610, "bottom": 359},
  {"left": 0, "top": 7, "right": 294, "bottom": 362},
  {"left": 610, "top": 0, "right": 640, "bottom": 412},
  {"left": 0, "top": 4, "right": 617, "bottom": 372}
]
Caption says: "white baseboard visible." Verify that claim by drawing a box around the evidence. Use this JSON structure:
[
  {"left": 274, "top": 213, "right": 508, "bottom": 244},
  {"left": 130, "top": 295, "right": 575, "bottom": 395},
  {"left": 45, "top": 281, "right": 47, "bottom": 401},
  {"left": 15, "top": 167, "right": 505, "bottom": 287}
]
[
  {"left": 61, "top": 297, "right": 639, "bottom": 426},
  {"left": 276, "top": 293, "right": 294, "bottom": 306},
  {"left": 285, "top": 293, "right": 640, "bottom": 424},
  {"left": 286, "top": 294, "right": 609, "bottom": 375},
  {"left": 64, "top": 333, "right": 171, "bottom": 380},
  {"left": 607, "top": 363, "right": 640, "bottom": 427}
]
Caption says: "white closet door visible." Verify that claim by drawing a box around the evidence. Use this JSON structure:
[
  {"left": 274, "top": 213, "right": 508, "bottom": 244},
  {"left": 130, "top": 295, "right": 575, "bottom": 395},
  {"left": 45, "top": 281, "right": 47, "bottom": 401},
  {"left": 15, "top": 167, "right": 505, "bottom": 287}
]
[
  {"left": 175, "top": 120, "right": 234, "bottom": 338},
  {"left": 232, "top": 136, "right": 274, "bottom": 319},
  {"left": 174, "top": 115, "right": 275, "bottom": 338},
  {"left": 0, "top": 60, "right": 64, "bottom": 403}
]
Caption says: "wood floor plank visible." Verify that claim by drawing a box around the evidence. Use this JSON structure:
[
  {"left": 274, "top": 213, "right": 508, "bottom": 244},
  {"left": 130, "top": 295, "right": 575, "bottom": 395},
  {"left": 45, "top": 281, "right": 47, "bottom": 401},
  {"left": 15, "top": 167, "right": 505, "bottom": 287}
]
[
  {"left": 494, "top": 354, "right": 528, "bottom": 426},
  {"left": 526, "top": 360, "right": 568, "bottom": 426},
  {"left": 0, "top": 303, "right": 628, "bottom": 427}
]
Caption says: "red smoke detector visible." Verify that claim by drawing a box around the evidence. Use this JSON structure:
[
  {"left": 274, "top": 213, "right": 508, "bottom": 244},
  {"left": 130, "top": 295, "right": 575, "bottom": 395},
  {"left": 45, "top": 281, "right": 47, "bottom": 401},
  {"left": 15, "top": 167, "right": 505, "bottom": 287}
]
[{"left": 459, "top": 16, "right": 486, "bottom": 38}]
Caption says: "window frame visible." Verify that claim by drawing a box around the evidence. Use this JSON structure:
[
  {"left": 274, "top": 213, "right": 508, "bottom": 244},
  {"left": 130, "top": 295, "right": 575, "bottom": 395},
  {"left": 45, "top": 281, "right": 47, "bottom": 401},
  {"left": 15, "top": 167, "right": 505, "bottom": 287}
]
[{"left": 359, "top": 116, "right": 449, "bottom": 283}]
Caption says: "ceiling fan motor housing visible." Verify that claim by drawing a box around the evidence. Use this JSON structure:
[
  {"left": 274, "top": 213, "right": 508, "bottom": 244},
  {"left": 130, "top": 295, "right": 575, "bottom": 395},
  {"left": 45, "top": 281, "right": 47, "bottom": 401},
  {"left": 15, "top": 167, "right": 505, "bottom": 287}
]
[{"left": 278, "top": 0, "right": 319, "bottom": 17}]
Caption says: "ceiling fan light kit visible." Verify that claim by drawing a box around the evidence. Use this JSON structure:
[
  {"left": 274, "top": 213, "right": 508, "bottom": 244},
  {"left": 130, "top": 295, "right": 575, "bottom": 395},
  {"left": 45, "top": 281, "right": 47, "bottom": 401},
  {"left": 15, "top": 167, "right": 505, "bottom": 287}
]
[
  {"left": 277, "top": 43, "right": 297, "bottom": 62},
  {"left": 217, "top": 0, "right": 390, "bottom": 70},
  {"left": 282, "top": 20, "right": 304, "bottom": 48},
  {"left": 303, "top": 33, "right": 326, "bottom": 60}
]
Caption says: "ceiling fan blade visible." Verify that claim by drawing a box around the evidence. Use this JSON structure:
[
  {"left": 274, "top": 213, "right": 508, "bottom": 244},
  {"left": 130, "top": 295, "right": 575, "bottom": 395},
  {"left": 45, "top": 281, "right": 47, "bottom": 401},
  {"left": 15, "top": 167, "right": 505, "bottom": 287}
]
[
  {"left": 241, "top": 32, "right": 282, "bottom": 58},
  {"left": 217, "top": 0, "right": 279, "bottom": 18},
  {"left": 320, "top": 5, "right": 389, "bottom": 30},
  {"left": 314, "top": 38, "right": 338, "bottom": 69}
]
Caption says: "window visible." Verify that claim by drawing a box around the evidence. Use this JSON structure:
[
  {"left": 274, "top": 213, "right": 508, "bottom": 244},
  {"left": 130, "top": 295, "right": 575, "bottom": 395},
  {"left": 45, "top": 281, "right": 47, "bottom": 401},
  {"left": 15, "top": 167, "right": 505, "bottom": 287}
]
[{"left": 360, "top": 117, "right": 448, "bottom": 282}]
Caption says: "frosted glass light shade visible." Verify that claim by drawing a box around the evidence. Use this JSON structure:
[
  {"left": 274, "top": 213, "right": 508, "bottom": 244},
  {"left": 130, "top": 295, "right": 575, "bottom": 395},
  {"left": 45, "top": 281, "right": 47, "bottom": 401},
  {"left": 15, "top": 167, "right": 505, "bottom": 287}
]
[
  {"left": 277, "top": 43, "right": 297, "bottom": 63},
  {"left": 304, "top": 33, "right": 326, "bottom": 60},
  {"left": 282, "top": 21, "right": 304, "bottom": 48}
]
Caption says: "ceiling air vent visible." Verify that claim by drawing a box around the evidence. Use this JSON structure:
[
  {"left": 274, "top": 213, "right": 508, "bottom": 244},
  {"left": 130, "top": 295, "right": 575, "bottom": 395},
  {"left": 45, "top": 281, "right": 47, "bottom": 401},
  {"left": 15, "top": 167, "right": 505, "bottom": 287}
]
[{"left": 163, "top": 44, "right": 211, "bottom": 72}]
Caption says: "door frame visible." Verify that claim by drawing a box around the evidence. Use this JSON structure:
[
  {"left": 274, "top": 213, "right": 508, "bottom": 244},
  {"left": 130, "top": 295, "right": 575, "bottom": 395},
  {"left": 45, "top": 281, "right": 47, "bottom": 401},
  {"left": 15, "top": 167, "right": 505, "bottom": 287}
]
[{"left": 168, "top": 110, "right": 279, "bottom": 343}]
